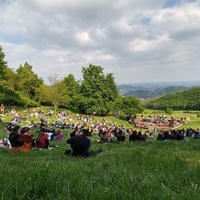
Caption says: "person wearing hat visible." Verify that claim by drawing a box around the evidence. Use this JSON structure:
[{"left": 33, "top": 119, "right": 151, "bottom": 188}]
[{"left": 65, "top": 129, "right": 102, "bottom": 157}]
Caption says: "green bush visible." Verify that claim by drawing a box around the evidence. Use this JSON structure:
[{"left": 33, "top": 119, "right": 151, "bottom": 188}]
[
  {"left": 21, "top": 96, "right": 40, "bottom": 108},
  {"left": 0, "top": 89, "right": 26, "bottom": 106},
  {"left": 165, "top": 108, "right": 173, "bottom": 115},
  {"left": 0, "top": 85, "right": 40, "bottom": 108}
]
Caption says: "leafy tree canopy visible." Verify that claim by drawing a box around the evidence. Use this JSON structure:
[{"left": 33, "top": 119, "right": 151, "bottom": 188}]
[
  {"left": 16, "top": 62, "right": 43, "bottom": 98},
  {"left": 0, "top": 46, "right": 8, "bottom": 83},
  {"left": 63, "top": 74, "right": 80, "bottom": 111},
  {"left": 79, "top": 64, "right": 119, "bottom": 115},
  {"left": 37, "top": 74, "right": 67, "bottom": 112},
  {"left": 114, "top": 96, "right": 144, "bottom": 117}
]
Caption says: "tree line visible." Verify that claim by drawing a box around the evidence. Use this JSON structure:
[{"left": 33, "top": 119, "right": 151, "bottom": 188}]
[{"left": 0, "top": 46, "right": 144, "bottom": 116}]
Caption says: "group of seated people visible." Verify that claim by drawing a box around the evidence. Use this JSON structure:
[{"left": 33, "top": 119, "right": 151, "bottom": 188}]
[
  {"left": 156, "top": 128, "right": 200, "bottom": 141},
  {"left": 185, "top": 127, "right": 200, "bottom": 138},
  {"left": 97, "top": 127, "right": 147, "bottom": 143},
  {"left": 1, "top": 122, "right": 200, "bottom": 157},
  {"left": 157, "top": 129, "right": 184, "bottom": 141},
  {"left": 67, "top": 127, "right": 150, "bottom": 158},
  {"left": 0, "top": 125, "right": 63, "bottom": 151}
]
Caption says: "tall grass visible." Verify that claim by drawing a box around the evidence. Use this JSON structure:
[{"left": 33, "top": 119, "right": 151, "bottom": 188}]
[
  {"left": 1, "top": 137, "right": 200, "bottom": 199},
  {"left": 1, "top": 109, "right": 200, "bottom": 199}
]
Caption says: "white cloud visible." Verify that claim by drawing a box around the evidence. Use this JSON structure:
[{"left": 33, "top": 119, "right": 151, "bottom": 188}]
[
  {"left": 0, "top": 0, "right": 200, "bottom": 84},
  {"left": 129, "top": 35, "right": 171, "bottom": 52},
  {"left": 75, "top": 31, "right": 93, "bottom": 44}
]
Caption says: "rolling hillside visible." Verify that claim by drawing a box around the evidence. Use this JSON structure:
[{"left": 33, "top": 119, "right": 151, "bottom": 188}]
[
  {"left": 121, "top": 85, "right": 188, "bottom": 99},
  {"left": 144, "top": 87, "right": 200, "bottom": 110}
]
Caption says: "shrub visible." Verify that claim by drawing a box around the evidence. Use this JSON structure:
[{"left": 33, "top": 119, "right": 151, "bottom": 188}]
[{"left": 165, "top": 108, "right": 173, "bottom": 115}]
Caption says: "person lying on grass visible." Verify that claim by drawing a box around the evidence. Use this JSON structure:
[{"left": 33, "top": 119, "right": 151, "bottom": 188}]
[{"left": 65, "top": 129, "right": 102, "bottom": 157}]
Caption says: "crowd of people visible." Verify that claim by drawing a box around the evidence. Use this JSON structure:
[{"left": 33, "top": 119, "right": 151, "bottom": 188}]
[
  {"left": 0, "top": 124, "right": 64, "bottom": 151},
  {"left": 0, "top": 122, "right": 103, "bottom": 157},
  {"left": 0, "top": 107, "right": 200, "bottom": 157}
]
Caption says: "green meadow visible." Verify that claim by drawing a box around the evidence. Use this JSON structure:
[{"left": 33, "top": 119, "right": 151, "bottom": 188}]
[{"left": 0, "top": 108, "right": 200, "bottom": 200}]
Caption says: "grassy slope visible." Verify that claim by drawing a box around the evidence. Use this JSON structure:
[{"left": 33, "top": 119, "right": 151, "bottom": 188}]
[
  {"left": 1, "top": 138, "right": 200, "bottom": 199},
  {"left": 0, "top": 108, "right": 200, "bottom": 199}
]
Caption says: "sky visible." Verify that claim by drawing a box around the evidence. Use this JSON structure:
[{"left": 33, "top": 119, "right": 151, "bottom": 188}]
[{"left": 0, "top": 0, "right": 200, "bottom": 84}]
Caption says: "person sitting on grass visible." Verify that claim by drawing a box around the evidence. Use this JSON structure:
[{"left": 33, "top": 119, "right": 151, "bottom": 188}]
[
  {"left": 110, "top": 126, "right": 126, "bottom": 142},
  {"left": 35, "top": 132, "right": 51, "bottom": 149},
  {"left": 56, "top": 130, "right": 63, "bottom": 141},
  {"left": 116, "top": 127, "right": 126, "bottom": 142},
  {"left": 65, "top": 129, "right": 102, "bottom": 157},
  {"left": 97, "top": 129, "right": 109, "bottom": 143},
  {"left": 194, "top": 131, "right": 200, "bottom": 139},
  {"left": 137, "top": 131, "right": 146, "bottom": 141},
  {"left": 6, "top": 123, "right": 14, "bottom": 132},
  {"left": 11, "top": 127, "right": 34, "bottom": 152},
  {"left": 163, "top": 130, "right": 171, "bottom": 140},
  {"left": 129, "top": 130, "right": 138, "bottom": 142},
  {"left": 18, "top": 127, "right": 34, "bottom": 147},
  {"left": 157, "top": 131, "right": 164, "bottom": 141},
  {"left": 177, "top": 130, "right": 184, "bottom": 140},
  {"left": 8, "top": 125, "right": 21, "bottom": 147}
]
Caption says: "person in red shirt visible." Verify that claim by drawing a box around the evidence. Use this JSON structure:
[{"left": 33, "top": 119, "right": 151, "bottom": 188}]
[
  {"left": 18, "top": 127, "right": 34, "bottom": 146},
  {"left": 35, "top": 132, "right": 49, "bottom": 149}
]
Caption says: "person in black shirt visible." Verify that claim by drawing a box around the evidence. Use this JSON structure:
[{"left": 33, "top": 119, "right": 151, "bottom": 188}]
[
  {"left": 157, "top": 131, "right": 164, "bottom": 141},
  {"left": 8, "top": 125, "right": 21, "bottom": 147},
  {"left": 65, "top": 129, "right": 102, "bottom": 157},
  {"left": 129, "top": 130, "right": 138, "bottom": 142}
]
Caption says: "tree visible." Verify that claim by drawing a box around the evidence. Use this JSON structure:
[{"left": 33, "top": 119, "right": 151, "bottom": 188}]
[
  {"left": 114, "top": 96, "right": 144, "bottom": 117},
  {"left": 37, "top": 74, "right": 67, "bottom": 112},
  {"left": 165, "top": 108, "right": 173, "bottom": 115},
  {"left": 49, "top": 74, "right": 68, "bottom": 111},
  {"left": 36, "top": 83, "right": 51, "bottom": 105},
  {"left": 3, "top": 67, "right": 18, "bottom": 90},
  {"left": 16, "top": 62, "right": 43, "bottom": 98},
  {"left": 79, "top": 64, "right": 119, "bottom": 115},
  {"left": 63, "top": 74, "right": 80, "bottom": 110},
  {"left": 0, "top": 47, "right": 18, "bottom": 104},
  {"left": 0, "top": 46, "right": 8, "bottom": 84}
]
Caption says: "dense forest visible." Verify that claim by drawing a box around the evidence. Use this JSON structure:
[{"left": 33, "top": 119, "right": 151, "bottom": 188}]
[
  {"left": 0, "top": 46, "right": 144, "bottom": 116},
  {"left": 144, "top": 87, "right": 200, "bottom": 110}
]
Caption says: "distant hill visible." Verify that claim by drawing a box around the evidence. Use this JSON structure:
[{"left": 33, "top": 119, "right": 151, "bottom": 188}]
[
  {"left": 118, "top": 85, "right": 152, "bottom": 94},
  {"left": 122, "top": 86, "right": 188, "bottom": 99},
  {"left": 144, "top": 87, "right": 200, "bottom": 110}
]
